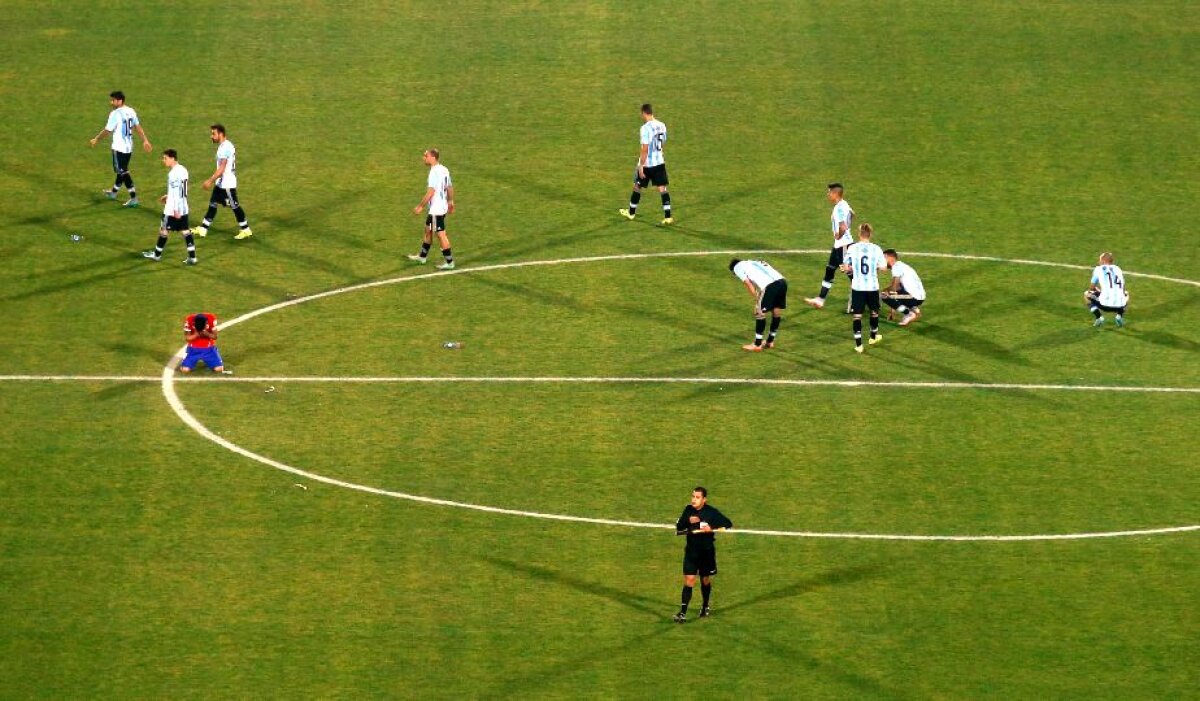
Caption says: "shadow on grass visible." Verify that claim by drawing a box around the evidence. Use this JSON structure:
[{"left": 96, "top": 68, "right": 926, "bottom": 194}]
[
  {"left": 720, "top": 563, "right": 884, "bottom": 615},
  {"left": 99, "top": 340, "right": 173, "bottom": 365},
  {"left": 0, "top": 255, "right": 152, "bottom": 303},
  {"left": 480, "top": 555, "right": 662, "bottom": 617}
]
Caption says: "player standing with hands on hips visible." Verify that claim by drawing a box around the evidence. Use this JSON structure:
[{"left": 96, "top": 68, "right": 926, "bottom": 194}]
[
  {"left": 90, "top": 90, "right": 152, "bottom": 207},
  {"left": 408, "top": 149, "right": 456, "bottom": 270},
  {"left": 619, "top": 104, "right": 672, "bottom": 225},
  {"left": 674, "top": 486, "right": 733, "bottom": 623}
]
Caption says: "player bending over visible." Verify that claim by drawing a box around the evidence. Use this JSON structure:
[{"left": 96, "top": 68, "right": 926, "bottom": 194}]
[
  {"left": 881, "top": 249, "right": 926, "bottom": 327},
  {"left": 730, "top": 258, "right": 788, "bottom": 351},
  {"left": 1086, "top": 252, "right": 1129, "bottom": 327},
  {"left": 179, "top": 313, "right": 229, "bottom": 374},
  {"left": 674, "top": 487, "right": 733, "bottom": 623}
]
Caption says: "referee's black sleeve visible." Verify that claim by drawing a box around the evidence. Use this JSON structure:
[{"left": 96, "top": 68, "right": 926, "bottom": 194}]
[
  {"left": 708, "top": 507, "right": 733, "bottom": 530},
  {"left": 676, "top": 507, "right": 692, "bottom": 534}
]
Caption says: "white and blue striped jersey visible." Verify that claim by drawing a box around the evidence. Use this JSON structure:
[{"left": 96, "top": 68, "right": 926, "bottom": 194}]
[
  {"left": 215, "top": 140, "right": 237, "bottom": 189},
  {"left": 845, "top": 241, "right": 887, "bottom": 291},
  {"left": 427, "top": 163, "right": 452, "bottom": 216},
  {"left": 1091, "top": 264, "right": 1128, "bottom": 308},
  {"left": 104, "top": 105, "right": 140, "bottom": 154},
  {"left": 164, "top": 164, "right": 189, "bottom": 217},
  {"left": 733, "top": 259, "right": 785, "bottom": 290},
  {"left": 832, "top": 200, "right": 855, "bottom": 248},
  {"left": 640, "top": 119, "right": 667, "bottom": 167}
]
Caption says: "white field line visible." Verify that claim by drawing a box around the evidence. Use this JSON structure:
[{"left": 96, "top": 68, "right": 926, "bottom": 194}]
[
  {"left": 146, "top": 250, "right": 1200, "bottom": 542},
  {"left": 5, "top": 374, "right": 1200, "bottom": 394}
]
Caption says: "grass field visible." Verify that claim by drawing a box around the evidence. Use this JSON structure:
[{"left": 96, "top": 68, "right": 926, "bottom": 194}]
[{"left": 1, "top": 1, "right": 1197, "bottom": 698}]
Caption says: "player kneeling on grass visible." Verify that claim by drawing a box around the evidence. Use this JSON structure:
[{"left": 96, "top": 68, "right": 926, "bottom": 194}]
[
  {"left": 674, "top": 486, "right": 733, "bottom": 623},
  {"left": 881, "top": 249, "right": 926, "bottom": 327},
  {"left": 179, "top": 313, "right": 229, "bottom": 374},
  {"left": 730, "top": 258, "right": 788, "bottom": 351},
  {"left": 1086, "top": 252, "right": 1129, "bottom": 327}
]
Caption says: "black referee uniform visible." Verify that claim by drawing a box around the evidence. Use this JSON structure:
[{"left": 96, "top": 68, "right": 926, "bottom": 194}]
[{"left": 674, "top": 502, "right": 732, "bottom": 621}]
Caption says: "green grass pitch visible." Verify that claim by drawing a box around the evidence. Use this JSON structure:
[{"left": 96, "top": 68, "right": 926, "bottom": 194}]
[{"left": 1, "top": 1, "right": 1197, "bottom": 697}]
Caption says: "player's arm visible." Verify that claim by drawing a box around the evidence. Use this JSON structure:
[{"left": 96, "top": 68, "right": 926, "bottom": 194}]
[
  {"left": 89, "top": 128, "right": 112, "bottom": 147},
  {"left": 134, "top": 123, "right": 152, "bottom": 152},
  {"left": 676, "top": 508, "right": 693, "bottom": 535},
  {"left": 637, "top": 143, "right": 649, "bottom": 177},
  {"left": 446, "top": 184, "right": 455, "bottom": 214},
  {"left": 742, "top": 279, "right": 759, "bottom": 298},
  {"left": 204, "top": 159, "right": 228, "bottom": 190},
  {"left": 413, "top": 187, "right": 435, "bottom": 215},
  {"left": 707, "top": 507, "right": 733, "bottom": 531}
]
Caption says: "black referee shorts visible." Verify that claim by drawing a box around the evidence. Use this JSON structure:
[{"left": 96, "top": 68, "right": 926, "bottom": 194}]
[{"left": 683, "top": 549, "right": 718, "bottom": 577}]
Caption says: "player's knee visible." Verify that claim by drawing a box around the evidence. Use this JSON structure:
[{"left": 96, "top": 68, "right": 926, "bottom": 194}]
[{"left": 178, "top": 366, "right": 192, "bottom": 374}]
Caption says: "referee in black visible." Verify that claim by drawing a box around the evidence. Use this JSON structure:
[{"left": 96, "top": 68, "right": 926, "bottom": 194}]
[{"left": 674, "top": 486, "right": 733, "bottom": 622}]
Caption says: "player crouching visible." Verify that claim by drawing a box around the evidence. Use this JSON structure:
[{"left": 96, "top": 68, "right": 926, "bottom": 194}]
[
  {"left": 1086, "top": 252, "right": 1129, "bottom": 327},
  {"left": 881, "top": 249, "right": 926, "bottom": 326},
  {"left": 179, "top": 313, "right": 230, "bottom": 374}
]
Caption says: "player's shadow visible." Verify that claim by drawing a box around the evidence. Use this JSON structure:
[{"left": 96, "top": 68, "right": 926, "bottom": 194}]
[
  {"left": 255, "top": 186, "right": 375, "bottom": 251},
  {"left": 480, "top": 555, "right": 663, "bottom": 618},
  {"left": 247, "top": 235, "right": 364, "bottom": 284},
  {"left": 0, "top": 256, "right": 150, "bottom": 303},
  {"left": 1123, "top": 328, "right": 1200, "bottom": 353},
  {"left": 719, "top": 563, "right": 883, "bottom": 616},
  {"left": 90, "top": 381, "right": 151, "bottom": 402},
  {"left": 99, "top": 340, "right": 173, "bottom": 365},
  {"left": 916, "top": 323, "right": 1031, "bottom": 367},
  {"left": 484, "top": 220, "right": 626, "bottom": 263}
]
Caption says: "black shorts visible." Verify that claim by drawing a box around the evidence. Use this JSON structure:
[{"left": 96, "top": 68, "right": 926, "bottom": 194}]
[
  {"left": 161, "top": 214, "right": 190, "bottom": 232},
  {"left": 850, "top": 289, "right": 881, "bottom": 314},
  {"left": 759, "top": 279, "right": 788, "bottom": 313},
  {"left": 634, "top": 163, "right": 669, "bottom": 188},
  {"left": 111, "top": 150, "right": 132, "bottom": 175},
  {"left": 209, "top": 187, "right": 240, "bottom": 208},
  {"left": 1085, "top": 292, "right": 1125, "bottom": 314},
  {"left": 827, "top": 245, "right": 846, "bottom": 268},
  {"left": 425, "top": 214, "right": 446, "bottom": 232},
  {"left": 683, "top": 549, "right": 717, "bottom": 577},
  {"left": 882, "top": 288, "right": 924, "bottom": 310}
]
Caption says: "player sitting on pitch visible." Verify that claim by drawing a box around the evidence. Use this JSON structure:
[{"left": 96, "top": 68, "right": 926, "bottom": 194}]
[
  {"left": 1085, "top": 252, "right": 1129, "bottom": 327},
  {"left": 180, "top": 313, "right": 230, "bottom": 374}
]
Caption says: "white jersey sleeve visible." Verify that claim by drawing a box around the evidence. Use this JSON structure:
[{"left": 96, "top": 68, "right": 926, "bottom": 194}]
[
  {"left": 215, "top": 141, "right": 237, "bottom": 189},
  {"left": 832, "top": 200, "right": 854, "bottom": 248},
  {"left": 734, "top": 260, "right": 784, "bottom": 290}
]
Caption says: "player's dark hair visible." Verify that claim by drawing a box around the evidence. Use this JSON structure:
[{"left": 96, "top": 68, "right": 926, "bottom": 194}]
[
  {"left": 210, "top": 123, "right": 226, "bottom": 135},
  {"left": 883, "top": 248, "right": 898, "bottom": 258},
  {"left": 641, "top": 103, "right": 653, "bottom": 115},
  {"left": 193, "top": 314, "right": 208, "bottom": 331},
  {"left": 426, "top": 148, "right": 440, "bottom": 160},
  {"left": 110, "top": 90, "right": 125, "bottom": 101},
  {"left": 827, "top": 182, "right": 844, "bottom": 194},
  {"left": 728, "top": 258, "right": 741, "bottom": 272},
  {"left": 693, "top": 486, "right": 707, "bottom": 498},
  {"left": 163, "top": 148, "right": 178, "bottom": 159}
]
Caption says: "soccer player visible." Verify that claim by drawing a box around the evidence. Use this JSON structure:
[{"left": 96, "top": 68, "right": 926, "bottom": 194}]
[
  {"left": 729, "top": 258, "right": 788, "bottom": 351},
  {"left": 179, "top": 313, "right": 228, "bottom": 374},
  {"left": 89, "top": 90, "right": 152, "bottom": 207},
  {"left": 618, "top": 103, "right": 672, "bottom": 225},
  {"left": 191, "top": 124, "right": 253, "bottom": 240},
  {"left": 804, "top": 183, "right": 855, "bottom": 310},
  {"left": 407, "top": 148, "right": 456, "bottom": 270},
  {"left": 882, "top": 249, "right": 926, "bottom": 327},
  {"left": 673, "top": 486, "right": 733, "bottom": 623},
  {"left": 841, "top": 223, "right": 888, "bottom": 353},
  {"left": 142, "top": 149, "right": 196, "bottom": 265},
  {"left": 1086, "top": 252, "right": 1130, "bottom": 327}
]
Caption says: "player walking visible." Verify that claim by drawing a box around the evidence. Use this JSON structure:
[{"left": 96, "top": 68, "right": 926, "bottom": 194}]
[
  {"left": 90, "top": 90, "right": 152, "bottom": 207},
  {"left": 729, "top": 258, "right": 788, "bottom": 351},
  {"left": 674, "top": 487, "right": 732, "bottom": 623},
  {"left": 407, "top": 149, "right": 456, "bottom": 270},
  {"left": 842, "top": 223, "right": 888, "bottom": 352},
  {"left": 191, "top": 124, "right": 253, "bottom": 240},
  {"left": 882, "top": 249, "right": 926, "bottom": 326},
  {"left": 179, "top": 313, "right": 229, "bottom": 374},
  {"left": 804, "top": 183, "right": 855, "bottom": 310},
  {"left": 1086, "top": 252, "right": 1129, "bottom": 327},
  {"left": 619, "top": 104, "right": 672, "bottom": 225},
  {"left": 142, "top": 149, "right": 196, "bottom": 265}
]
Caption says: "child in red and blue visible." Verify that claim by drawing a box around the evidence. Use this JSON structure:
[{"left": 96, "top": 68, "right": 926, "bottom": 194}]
[{"left": 179, "top": 312, "right": 228, "bottom": 373}]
